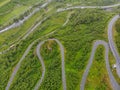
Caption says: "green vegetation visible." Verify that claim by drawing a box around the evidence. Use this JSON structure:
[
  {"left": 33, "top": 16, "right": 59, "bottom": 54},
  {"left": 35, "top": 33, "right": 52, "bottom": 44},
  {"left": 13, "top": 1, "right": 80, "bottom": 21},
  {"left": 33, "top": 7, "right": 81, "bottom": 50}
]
[
  {"left": 0, "top": 9, "right": 66, "bottom": 89},
  {"left": 39, "top": 40, "right": 62, "bottom": 90},
  {"left": 8, "top": 39, "right": 63, "bottom": 90},
  {"left": 85, "top": 46, "right": 112, "bottom": 90},
  {"left": 0, "top": 8, "right": 114, "bottom": 89},
  {"left": 0, "top": 0, "right": 10, "bottom": 7},
  {"left": 115, "top": 18, "right": 120, "bottom": 53},
  {"left": 0, "top": 9, "right": 43, "bottom": 51},
  {"left": 9, "top": 44, "right": 42, "bottom": 90},
  {"left": 0, "top": 2, "right": 56, "bottom": 52},
  {"left": 0, "top": 0, "right": 120, "bottom": 90},
  {"left": 109, "top": 51, "right": 120, "bottom": 84},
  {"left": 50, "top": 9, "right": 113, "bottom": 90}
]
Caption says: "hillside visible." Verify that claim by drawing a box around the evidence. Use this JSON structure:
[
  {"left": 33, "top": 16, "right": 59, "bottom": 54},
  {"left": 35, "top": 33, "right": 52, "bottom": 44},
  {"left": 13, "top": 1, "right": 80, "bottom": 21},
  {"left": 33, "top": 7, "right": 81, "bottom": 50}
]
[{"left": 0, "top": 0, "right": 120, "bottom": 90}]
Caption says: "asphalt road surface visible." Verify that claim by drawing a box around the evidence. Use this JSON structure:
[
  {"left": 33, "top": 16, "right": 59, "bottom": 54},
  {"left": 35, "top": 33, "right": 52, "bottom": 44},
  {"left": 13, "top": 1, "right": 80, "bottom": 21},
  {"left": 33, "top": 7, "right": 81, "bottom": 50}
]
[{"left": 57, "top": 3, "right": 120, "bottom": 12}]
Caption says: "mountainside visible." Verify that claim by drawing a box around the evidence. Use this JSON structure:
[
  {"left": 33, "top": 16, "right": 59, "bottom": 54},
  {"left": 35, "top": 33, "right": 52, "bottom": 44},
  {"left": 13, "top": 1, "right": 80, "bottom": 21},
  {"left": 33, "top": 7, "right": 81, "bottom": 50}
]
[{"left": 0, "top": 0, "right": 120, "bottom": 90}]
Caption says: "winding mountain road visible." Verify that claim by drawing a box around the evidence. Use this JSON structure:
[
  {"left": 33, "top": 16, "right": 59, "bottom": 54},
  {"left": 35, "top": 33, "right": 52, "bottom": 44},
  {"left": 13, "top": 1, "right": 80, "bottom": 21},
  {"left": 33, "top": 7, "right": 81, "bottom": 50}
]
[
  {"left": 5, "top": 38, "right": 67, "bottom": 90},
  {"left": 80, "top": 15, "right": 120, "bottom": 90},
  {"left": 0, "top": 16, "right": 48, "bottom": 55},
  {"left": 22, "top": 17, "right": 48, "bottom": 40},
  {"left": 80, "top": 40, "right": 120, "bottom": 90}
]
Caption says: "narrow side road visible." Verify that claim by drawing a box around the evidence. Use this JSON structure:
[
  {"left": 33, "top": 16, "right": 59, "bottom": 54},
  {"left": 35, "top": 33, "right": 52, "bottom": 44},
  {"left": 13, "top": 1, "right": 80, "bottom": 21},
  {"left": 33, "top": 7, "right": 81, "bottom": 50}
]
[{"left": 57, "top": 3, "right": 120, "bottom": 12}]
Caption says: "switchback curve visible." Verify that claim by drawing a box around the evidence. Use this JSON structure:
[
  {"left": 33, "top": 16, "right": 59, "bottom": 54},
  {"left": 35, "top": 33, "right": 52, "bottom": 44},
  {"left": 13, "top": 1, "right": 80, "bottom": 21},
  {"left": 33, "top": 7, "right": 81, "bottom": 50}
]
[{"left": 5, "top": 39, "right": 67, "bottom": 90}]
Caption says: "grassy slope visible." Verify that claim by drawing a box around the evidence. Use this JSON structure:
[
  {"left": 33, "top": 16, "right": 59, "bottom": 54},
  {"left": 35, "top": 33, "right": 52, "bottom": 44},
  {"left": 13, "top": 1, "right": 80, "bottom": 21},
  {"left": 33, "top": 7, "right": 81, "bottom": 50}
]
[
  {"left": 85, "top": 46, "right": 112, "bottom": 90},
  {"left": 13, "top": 9, "right": 113, "bottom": 90},
  {"left": 0, "top": 10, "right": 66, "bottom": 90},
  {"left": 39, "top": 41, "right": 62, "bottom": 90},
  {"left": 0, "top": 3, "right": 55, "bottom": 52},
  {"left": 115, "top": 18, "right": 120, "bottom": 53},
  {"left": 109, "top": 18, "right": 120, "bottom": 84},
  {"left": 0, "top": 0, "right": 11, "bottom": 7},
  {"left": 0, "top": 2, "right": 118, "bottom": 90},
  {"left": 0, "top": 0, "right": 44, "bottom": 26},
  {"left": 49, "top": 9, "right": 113, "bottom": 90},
  {"left": 0, "top": 9, "right": 44, "bottom": 51},
  {"left": 109, "top": 51, "right": 120, "bottom": 84}
]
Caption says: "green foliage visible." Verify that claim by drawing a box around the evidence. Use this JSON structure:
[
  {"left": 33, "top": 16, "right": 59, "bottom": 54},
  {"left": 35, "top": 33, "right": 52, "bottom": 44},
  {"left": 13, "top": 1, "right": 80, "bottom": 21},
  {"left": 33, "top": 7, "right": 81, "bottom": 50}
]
[
  {"left": 115, "top": 18, "right": 120, "bottom": 33},
  {"left": 9, "top": 46, "right": 42, "bottom": 90},
  {"left": 0, "top": 3, "right": 115, "bottom": 90},
  {"left": 39, "top": 41, "right": 62, "bottom": 90},
  {"left": 0, "top": 0, "right": 44, "bottom": 26},
  {"left": 115, "top": 18, "right": 120, "bottom": 53},
  {"left": 70, "top": 9, "right": 103, "bottom": 24},
  {"left": 55, "top": 0, "right": 120, "bottom": 6},
  {"left": 85, "top": 46, "right": 112, "bottom": 90},
  {"left": 47, "top": 9, "right": 112, "bottom": 90},
  {"left": 0, "top": 11, "right": 66, "bottom": 89},
  {"left": 0, "top": 1, "right": 14, "bottom": 14}
]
